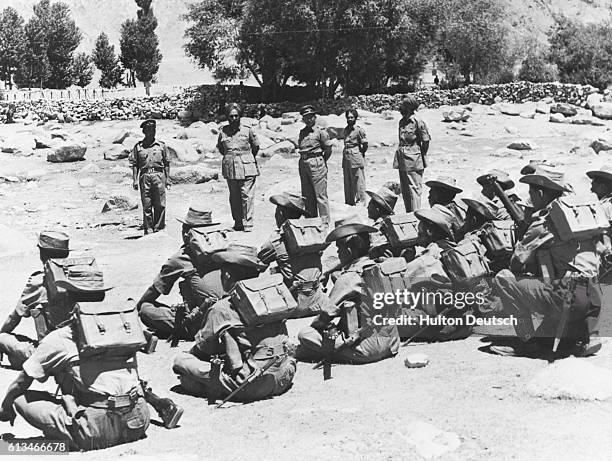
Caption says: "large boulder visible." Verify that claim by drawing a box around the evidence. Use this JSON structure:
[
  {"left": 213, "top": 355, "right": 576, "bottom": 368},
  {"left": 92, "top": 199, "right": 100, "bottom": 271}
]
[
  {"left": 260, "top": 140, "right": 296, "bottom": 158},
  {"left": 104, "top": 144, "right": 130, "bottom": 161},
  {"left": 260, "top": 115, "right": 281, "bottom": 132},
  {"left": 102, "top": 195, "right": 139, "bottom": 212},
  {"left": 551, "top": 103, "right": 577, "bottom": 117},
  {"left": 586, "top": 93, "right": 604, "bottom": 109},
  {"left": 112, "top": 130, "right": 139, "bottom": 144},
  {"left": 166, "top": 139, "right": 200, "bottom": 163},
  {"left": 550, "top": 113, "right": 567, "bottom": 124},
  {"left": 443, "top": 108, "right": 469, "bottom": 122},
  {"left": 47, "top": 142, "right": 86, "bottom": 163},
  {"left": 170, "top": 165, "right": 218, "bottom": 184},
  {"left": 498, "top": 104, "right": 521, "bottom": 116},
  {"left": 591, "top": 102, "right": 612, "bottom": 120}
]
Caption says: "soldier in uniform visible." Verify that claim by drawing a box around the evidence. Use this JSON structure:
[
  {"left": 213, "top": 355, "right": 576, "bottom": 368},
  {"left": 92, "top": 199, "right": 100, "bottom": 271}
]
[
  {"left": 342, "top": 109, "right": 368, "bottom": 206},
  {"left": 365, "top": 185, "right": 400, "bottom": 261},
  {"left": 490, "top": 167, "right": 604, "bottom": 357},
  {"left": 137, "top": 207, "right": 224, "bottom": 341},
  {"left": 394, "top": 96, "right": 430, "bottom": 212},
  {"left": 587, "top": 165, "right": 612, "bottom": 221},
  {"left": 173, "top": 245, "right": 296, "bottom": 403},
  {"left": 217, "top": 103, "right": 260, "bottom": 232},
  {"left": 0, "top": 231, "right": 70, "bottom": 369},
  {"left": 476, "top": 169, "right": 517, "bottom": 221},
  {"left": 296, "top": 217, "right": 400, "bottom": 364},
  {"left": 298, "top": 105, "right": 333, "bottom": 225},
  {"left": 129, "top": 119, "right": 170, "bottom": 235},
  {"left": 258, "top": 192, "right": 333, "bottom": 318},
  {"left": 426, "top": 176, "right": 467, "bottom": 241}
]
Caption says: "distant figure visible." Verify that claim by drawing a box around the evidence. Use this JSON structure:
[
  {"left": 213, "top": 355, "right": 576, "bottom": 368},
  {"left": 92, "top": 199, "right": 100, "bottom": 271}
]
[
  {"left": 5, "top": 103, "right": 15, "bottom": 124},
  {"left": 342, "top": 109, "right": 368, "bottom": 206},
  {"left": 434, "top": 75, "right": 440, "bottom": 86}
]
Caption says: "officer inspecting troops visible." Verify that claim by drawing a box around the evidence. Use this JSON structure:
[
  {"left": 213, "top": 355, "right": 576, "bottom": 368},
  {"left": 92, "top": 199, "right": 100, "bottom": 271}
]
[
  {"left": 217, "top": 103, "right": 260, "bottom": 232},
  {"left": 298, "top": 105, "right": 333, "bottom": 226},
  {"left": 342, "top": 109, "right": 369, "bottom": 206},
  {"left": 129, "top": 119, "right": 171, "bottom": 235}
]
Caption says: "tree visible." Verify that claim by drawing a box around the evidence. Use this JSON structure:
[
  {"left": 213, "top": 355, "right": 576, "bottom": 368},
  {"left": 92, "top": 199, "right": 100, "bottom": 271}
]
[
  {"left": 71, "top": 52, "right": 93, "bottom": 87},
  {"left": 0, "top": 7, "right": 26, "bottom": 89},
  {"left": 120, "top": 0, "right": 162, "bottom": 95},
  {"left": 14, "top": 1, "right": 51, "bottom": 88},
  {"left": 92, "top": 32, "right": 123, "bottom": 88}
]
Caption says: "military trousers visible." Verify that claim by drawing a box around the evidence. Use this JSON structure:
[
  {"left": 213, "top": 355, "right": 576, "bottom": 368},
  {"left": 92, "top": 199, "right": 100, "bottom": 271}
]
[
  {"left": 398, "top": 169, "right": 423, "bottom": 213},
  {"left": 227, "top": 176, "right": 256, "bottom": 230},
  {"left": 139, "top": 301, "right": 198, "bottom": 340},
  {"left": 14, "top": 390, "right": 149, "bottom": 451},
  {"left": 298, "top": 156, "right": 330, "bottom": 224},
  {"left": 0, "top": 332, "right": 35, "bottom": 369},
  {"left": 343, "top": 167, "right": 366, "bottom": 206},
  {"left": 139, "top": 172, "right": 166, "bottom": 234}
]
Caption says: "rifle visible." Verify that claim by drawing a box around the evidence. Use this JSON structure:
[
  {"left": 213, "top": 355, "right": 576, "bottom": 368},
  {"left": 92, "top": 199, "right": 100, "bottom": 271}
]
[
  {"left": 169, "top": 302, "right": 188, "bottom": 348},
  {"left": 483, "top": 175, "right": 529, "bottom": 238},
  {"left": 313, "top": 323, "right": 375, "bottom": 378},
  {"left": 216, "top": 354, "right": 286, "bottom": 408}
]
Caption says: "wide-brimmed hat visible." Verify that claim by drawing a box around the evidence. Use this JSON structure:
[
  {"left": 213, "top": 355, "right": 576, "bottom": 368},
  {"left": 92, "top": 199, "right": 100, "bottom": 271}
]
[
  {"left": 425, "top": 176, "right": 463, "bottom": 194},
  {"left": 476, "top": 169, "right": 515, "bottom": 190},
  {"left": 326, "top": 215, "right": 377, "bottom": 243},
  {"left": 211, "top": 244, "right": 267, "bottom": 271},
  {"left": 586, "top": 165, "right": 612, "bottom": 184},
  {"left": 177, "top": 206, "right": 220, "bottom": 227},
  {"left": 519, "top": 165, "right": 570, "bottom": 193},
  {"left": 462, "top": 198, "right": 496, "bottom": 221},
  {"left": 38, "top": 231, "right": 70, "bottom": 251},
  {"left": 415, "top": 207, "right": 455, "bottom": 240},
  {"left": 269, "top": 192, "right": 308, "bottom": 215},
  {"left": 366, "top": 187, "right": 398, "bottom": 215},
  {"left": 55, "top": 265, "right": 112, "bottom": 293},
  {"left": 300, "top": 105, "right": 317, "bottom": 116}
]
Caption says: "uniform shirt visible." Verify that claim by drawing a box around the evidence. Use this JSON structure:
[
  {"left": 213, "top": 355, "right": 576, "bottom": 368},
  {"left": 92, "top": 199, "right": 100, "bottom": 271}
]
[
  {"left": 601, "top": 195, "right": 612, "bottom": 222},
  {"left": 217, "top": 124, "right": 259, "bottom": 180},
  {"left": 342, "top": 125, "right": 367, "bottom": 168},
  {"left": 153, "top": 247, "right": 224, "bottom": 308},
  {"left": 128, "top": 139, "right": 170, "bottom": 170},
  {"left": 14, "top": 271, "right": 47, "bottom": 317},
  {"left": 393, "top": 115, "right": 430, "bottom": 171},
  {"left": 511, "top": 205, "right": 601, "bottom": 278},
  {"left": 444, "top": 201, "right": 468, "bottom": 240},
  {"left": 298, "top": 126, "right": 332, "bottom": 156},
  {"left": 22, "top": 326, "right": 139, "bottom": 398}
]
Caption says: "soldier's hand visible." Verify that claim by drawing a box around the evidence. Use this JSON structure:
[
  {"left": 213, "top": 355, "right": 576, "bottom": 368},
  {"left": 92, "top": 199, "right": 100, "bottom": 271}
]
[
  {"left": 0, "top": 406, "right": 16, "bottom": 426},
  {"left": 133, "top": 182, "right": 139, "bottom": 191}
]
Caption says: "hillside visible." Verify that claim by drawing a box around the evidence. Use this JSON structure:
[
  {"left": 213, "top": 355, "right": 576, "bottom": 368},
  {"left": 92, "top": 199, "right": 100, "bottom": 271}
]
[{"left": 3, "top": 0, "right": 612, "bottom": 87}]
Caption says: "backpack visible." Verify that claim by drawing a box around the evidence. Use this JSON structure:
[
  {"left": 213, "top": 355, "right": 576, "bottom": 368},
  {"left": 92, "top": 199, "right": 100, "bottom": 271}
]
[
  {"left": 44, "top": 256, "right": 106, "bottom": 303},
  {"left": 480, "top": 220, "right": 516, "bottom": 257},
  {"left": 188, "top": 227, "right": 229, "bottom": 266},
  {"left": 74, "top": 302, "right": 146, "bottom": 358},
  {"left": 381, "top": 213, "right": 422, "bottom": 249},
  {"left": 362, "top": 258, "right": 409, "bottom": 316},
  {"left": 281, "top": 218, "right": 329, "bottom": 255},
  {"left": 440, "top": 239, "right": 490, "bottom": 284},
  {"left": 549, "top": 197, "right": 609, "bottom": 242},
  {"left": 231, "top": 273, "right": 297, "bottom": 326}
]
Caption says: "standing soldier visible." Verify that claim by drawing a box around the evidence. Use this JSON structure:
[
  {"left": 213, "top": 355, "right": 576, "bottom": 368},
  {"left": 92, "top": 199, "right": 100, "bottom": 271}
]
[
  {"left": 217, "top": 103, "right": 260, "bottom": 232},
  {"left": 298, "top": 105, "right": 333, "bottom": 226},
  {"left": 587, "top": 165, "right": 612, "bottom": 221},
  {"left": 394, "top": 96, "right": 430, "bottom": 212},
  {"left": 129, "top": 119, "right": 170, "bottom": 235},
  {"left": 342, "top": 109, "right": 368, "bottom": 206}
]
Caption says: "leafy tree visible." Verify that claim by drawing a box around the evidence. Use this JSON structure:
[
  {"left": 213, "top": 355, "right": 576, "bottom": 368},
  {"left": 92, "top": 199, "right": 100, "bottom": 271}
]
[
  {"left": 14, "top": 1, "right": 51, "bottom": 88},
  {"left": 71, "top": 52, "right": 94, "bottom": 87},
  {"left": 0, "top": 7, "right": 26, "bottom": 89},
  {"left": 92, "top": 32, "right": 123, "bottom": 88},
  {"left": 119, "top": 19, "right": 138, "bottom": 87}
]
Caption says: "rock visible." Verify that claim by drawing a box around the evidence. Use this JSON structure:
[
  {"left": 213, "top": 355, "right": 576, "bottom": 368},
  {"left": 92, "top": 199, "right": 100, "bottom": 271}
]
[
  {"left": 104, "top": 145, "right": 130, "bottom": 161},
  {"left": 527, "top": 357, "right": 612, "bottom": 401},
  {"left": 280, "top": 118, "right": 295, "bottom": 126},
  {"left": 177, "top": 109, "right": 192, "bottom": 121},
  {"left": 101, "top": 195, "right": 139, "bottom": 212},
  {"left": 170, "top": 165, "right": 218, "bottom": 184},
  {"left": 260, "top": 115, "right": 281, "bottom": 132},
  {"left": 499, "top": 104, "right": 521, "bottom": 116},
  {"left": 404, "top": 353, "right": 429, "bottom": 368},
  {"left": 166, "top": 139, "right": 200, "bottom": 163},
  {"left": 570, "top": 145, "right": 596, "bottom": 157},
  {"left": 261, "top": 140, "right": 296, "bottom": 158},
  {"left": 591, "top": 102, "right": 612, "bottom": 120},
  {"left": 24, "top": 169, "right": 47, "bottom": 181},
  {"left": 112, "top": 130, "right": 139, "bottom": 144},
  {"left": 443, "top": 108, "right": 470, "bottom": 122},
  {"left": 79, "top": 163, "right": 101, "bottom": 174},
  {"left": 491, "top": 148, "right": 521, "bottom": 158},
  {"left": 459, "top": 131, "right": 475, "bottom": 137},
  {"left": 507, "top": 139, "right": 537, "bottom": 150},
  {"left": 47, "top": 142, "right": 86, "bottom": 163},
  {"left": 535, "top": 103, "right": 550, "bottom": 114},
  {"left": 78, "top": 177, "right": 95, "bottom": 187},
  {"left": 571, "top": 117, "right": 594, "bottom": 125},
  {"left": 551, "top": 103, "right": 577, "bottom": 117},
  {"left": 50, "top": 130, "right": 70, "bottom": 141},
  {"left": 590, "top": 138, "right": 612, "bottom": 153},
  {"left": 403, "top": 421, "right": 461, "bottom": 459},
  {"left": 34, "top": 137, "right": 55, "bottom": 149},
  {"left": 240, "top": 117, "right": 259, "bottom": 127},
  {"left": 549, "top": 113, "right": 567, "bottom": 124},
  {"left": 258, "top": 136, "right": 276, "bottom": 151},
  {"left": 519, "top": 111, "right": 536, "bottom": 119},
  {"left": 586, "top": 93, "right": 603, "bottom": 109},
  {"left": 190, "top": 138, "right": 217, "bottom": 156}
]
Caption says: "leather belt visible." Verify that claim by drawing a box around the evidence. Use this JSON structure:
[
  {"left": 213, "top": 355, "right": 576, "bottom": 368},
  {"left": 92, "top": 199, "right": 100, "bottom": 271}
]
[
  {"left": 299, "top": 152, "right": 323, "bottom": 160},
  {"left": 77, "top": 388, "right": 141, "bottom": 410},
  {"left": 141, "top": 167, "right": 164, "bottom": 174}
]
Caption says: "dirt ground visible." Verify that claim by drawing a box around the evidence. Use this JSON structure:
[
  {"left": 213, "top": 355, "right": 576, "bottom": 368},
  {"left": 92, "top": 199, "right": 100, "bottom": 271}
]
[{"left": 1, "top": 105, "right": 612, "bottom": 460}]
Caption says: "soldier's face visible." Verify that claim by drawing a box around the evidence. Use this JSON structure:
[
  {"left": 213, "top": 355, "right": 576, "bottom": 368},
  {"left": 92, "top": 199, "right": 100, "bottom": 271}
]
[
  {"left": 336, "top": 238, "right": 352, "bottom": 265},
  {"left": 480, "top": 183, "right": 495, "bottom": 200},
  {"left": 303, "top": 114, "right": 316, "bottom": 127},
  {"left": 367, "top": 201, "right": 382, "bottom": 220},
  {"left": 528, "top": 185, "right": 548, "bottom": 210},
  {"left": 591, "top": 179, "right": 609, "bottom": 200},
  {"left": 143, "top": 126, "right": 155, "bottom": 138},
  {"left": 228, "top": 110, "right": 240, "bottom": 125},
  {"left": 346, "top": 113, "right": 356, "bottom": 126}
]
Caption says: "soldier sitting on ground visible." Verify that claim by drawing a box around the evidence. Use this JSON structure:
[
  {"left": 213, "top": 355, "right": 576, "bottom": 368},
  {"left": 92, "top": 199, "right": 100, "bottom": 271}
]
[
  {"left": 173, "top": 245, "right": 296, "bottom": 403},
  {"left": 425, "top": 176, "right": 467, "bottom": 241}
]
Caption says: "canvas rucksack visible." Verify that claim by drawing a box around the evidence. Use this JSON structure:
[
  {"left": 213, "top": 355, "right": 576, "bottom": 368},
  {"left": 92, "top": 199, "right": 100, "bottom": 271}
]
[
  {"left": 281, "top": 217, "right": 329, "bottom": 256},
  {"left": 231, "top": 273, "right": 298, "bottom": 326},
  {"left": 381, "top": 213, "right": 422, "bottom": 249},
  {"left": 548, "top": 197, "right": 609, "bottom": 242},
  {"left": 44, "top": 255, "right": 106, "bottom": 304},
  {"left": 480, "top": 220, "right": 516, "bottom": 258},
  {"left": 187, "top": 227, "right": 229, "bottom": 266},
  {"left": 440, "top": 238, "right": 490, "bottom": 284}
]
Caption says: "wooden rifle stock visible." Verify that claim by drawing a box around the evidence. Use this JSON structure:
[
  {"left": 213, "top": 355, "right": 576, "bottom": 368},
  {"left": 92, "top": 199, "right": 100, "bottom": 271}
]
[{"left": 485, "top": 175, "right": 529, "bottom": 237}]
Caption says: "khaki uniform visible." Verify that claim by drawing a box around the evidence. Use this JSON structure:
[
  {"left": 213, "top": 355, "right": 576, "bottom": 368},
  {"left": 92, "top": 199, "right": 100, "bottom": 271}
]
[
  {"left": 600, "top": 195, "right": 612, "bottom": 222},
  {"left": 16, "top": 326, "right": 149, "bottom": 450},
  {"left": 342, "top": 125, "right": 368, "bottom": 206},
  {"left": 173, "top": 298, "right": 296, "bottom": 402},
  {"left": 298, "top": 126, "right": 333, "bottom": 223},
  {"left": 129, "top": 140, "right": 169, "bottom": 233},
  {"left": 139, "top": 247, "right": 224, "bottom": 339},
  {"left": 444, "top": 201, "right": 468, "bottom": 241},
  {"left": 217, "top": 124, "right": 259, "bottom": 230},
  {"left": 394, "top": 115, "right": 430, "bottom": 212},
  {"left": 258, "top": 229, "right": 333, "bottom": 318},
  {"left": 493, "top": 204, "right": 604, "bottom": 343},
  {"left": 297, "top": 256, "right": 400, "bottom": 364}
]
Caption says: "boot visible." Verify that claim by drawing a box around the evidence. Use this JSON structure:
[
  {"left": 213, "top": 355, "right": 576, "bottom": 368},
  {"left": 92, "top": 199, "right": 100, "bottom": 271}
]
[
  {"left": 142, "top": 383, "right": 184, "bottom": 429},
  {"left": 141, "top": 330, "right": 158, "bottom": 354}
]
